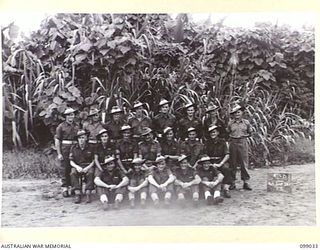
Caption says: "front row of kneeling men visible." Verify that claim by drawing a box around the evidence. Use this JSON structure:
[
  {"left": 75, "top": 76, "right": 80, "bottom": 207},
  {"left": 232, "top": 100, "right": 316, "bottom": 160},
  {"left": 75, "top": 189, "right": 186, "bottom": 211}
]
[{"left": 70, "top": 129, "right": 229, "bottom": 210}]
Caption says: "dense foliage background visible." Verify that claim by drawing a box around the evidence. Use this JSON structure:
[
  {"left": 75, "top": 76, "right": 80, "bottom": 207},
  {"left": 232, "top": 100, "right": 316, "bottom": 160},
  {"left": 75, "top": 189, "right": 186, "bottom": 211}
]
[{"left": 2, "top": 13, "right": 314, "bottom": 166}]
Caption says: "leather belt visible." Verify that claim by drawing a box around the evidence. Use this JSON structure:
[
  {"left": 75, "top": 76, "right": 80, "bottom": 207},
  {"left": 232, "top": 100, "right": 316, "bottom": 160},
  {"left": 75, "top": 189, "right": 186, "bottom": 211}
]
[
  {"left": 122, "top": 158, "right": 133, "bottom": 162},
  {"left": 229, "top": 137, "right": 247, "bottom": 140},
  {"left": 61, "top": 140, "right": 76, "bottom": 145},
  {"left": 211, "top": 157, "right": 222, "bottom": 160}
]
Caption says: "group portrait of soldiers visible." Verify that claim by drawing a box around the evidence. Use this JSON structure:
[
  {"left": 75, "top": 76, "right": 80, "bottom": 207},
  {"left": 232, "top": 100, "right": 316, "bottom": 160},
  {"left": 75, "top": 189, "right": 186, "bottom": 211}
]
[{"left": 55, "top": 98, "right": 253, "bottom": 210}]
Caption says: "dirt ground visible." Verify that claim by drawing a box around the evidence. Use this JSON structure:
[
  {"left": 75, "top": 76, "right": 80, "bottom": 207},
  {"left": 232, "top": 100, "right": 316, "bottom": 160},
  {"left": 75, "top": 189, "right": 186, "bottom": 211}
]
[{"left": 1, "top": 163, "right": 316, "bottom": 227}]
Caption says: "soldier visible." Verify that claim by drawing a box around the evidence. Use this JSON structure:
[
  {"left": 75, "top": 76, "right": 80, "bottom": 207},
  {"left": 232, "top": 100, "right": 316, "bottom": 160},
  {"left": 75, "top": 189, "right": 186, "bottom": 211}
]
[
  {"left": 69, "top": 130, "right": 95, "bottom": 204},
  {"left": 94, "top": 156, "right": 129, "bottom": 210},
  {"left": 147, "top": 155, "right": 175, "bottom": 207},
  {"left": 180, "top": 127, "right": 204, "bottom": 166},
  {"left": 104, "top": 106, "right": 125, "bottom": 141},
  {"left": 116, "top": 125, "right": 139, "bottom": 174},
  {"left": 174, "top": 155, "right": 201, "bottom": 207},
  {"left": 160, "top": 127, "right": 180, "bottom": 171},
  {"left": 196, "top": 155, "right": 224, "bottom": 205},
  {"left": 55, "top": 108, "right": 80, "bottom": 198},
  {"left": 128, "top": 101, "right": 152, "bottom": 140},
  {"left": 177, "top": 103, "right": 202, "bottom": 140},
  {"left": 138, "top": 127, "right": 162, "bottom": 169},
  {"left": 127, "top": 158, "right": 149, "bottom": 208},
  {"left": 227, "top": 104, "right": 253, "bottom": 191},
  {"left": 94, "top": 129, "right": 117, "bottom": 172},
  {"left": 83, "top": 108, "right": 104, "bottom": 147},
  {"left": 152, "top": 98, "right": 176, "bottom": 137},
  {"left": 204, "top": 125, "right": 232, "bottom": 198},
  {"left": 202, "top": 104, "right": 227, "bottom": 139}
]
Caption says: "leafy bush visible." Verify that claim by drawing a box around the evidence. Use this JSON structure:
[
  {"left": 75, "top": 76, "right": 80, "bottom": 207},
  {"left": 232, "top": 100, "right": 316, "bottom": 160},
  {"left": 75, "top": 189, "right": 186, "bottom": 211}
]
[
  {"left": 2, "top": 14, "right": 314, "bottom": 164},
  {"left": 2, "top": 149, "right": 59, "bottom": 179},
  {"left": 286, "top": 137, "right": 315, "bottom": 165}
]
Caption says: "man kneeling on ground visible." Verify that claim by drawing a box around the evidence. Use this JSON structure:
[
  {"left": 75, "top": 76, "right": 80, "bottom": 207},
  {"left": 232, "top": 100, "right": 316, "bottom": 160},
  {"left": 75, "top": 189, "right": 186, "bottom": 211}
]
[
  {"left": 148, "top": 156, "right": 175, "bottom": 207},
  {"left": 174, "top": 155, "right": 201, "bottom": 207},
  {"left": 94, "top": 156, "right": 129, "bottom": 210},
  {"left": 196, "top": 155, "right": 224, "bottom": 205},
  {"left": 127, "top": 157, "right": 149, "bottom": 208}
]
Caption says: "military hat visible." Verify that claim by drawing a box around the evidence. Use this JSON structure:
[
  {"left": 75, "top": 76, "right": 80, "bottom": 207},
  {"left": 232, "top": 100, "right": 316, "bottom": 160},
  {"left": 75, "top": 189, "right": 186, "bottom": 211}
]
[
  {"left": 206, "top": 104, "right": 219, "bottom": 113},
  {"left": 155, "top": 155, "right": 166, "bottom": 163},
  {"left": 163, "top": 126, "right": 173, "bottom": 135},
  {"left": 88, "top": 108, "right": 100, "bottom": 117},
  {"left": 230, "top": 104, "right": 244, "bottom": 114},
  {"left": 110, "top": 106, "right": 123, "bottom": 114},
  {"left": 75, "top": 129, "right": 90, "bottom": 138},
  {"left": 140, "top": 127, "right": 152, "bottom": 136},
  {"left": 184, "top": 102, "right": 195, "bottom": 109},
  {"left": 120, "top": 125, "right": 132, "bottom": 131},
  {"left": 103, "top": 156, "right": 116, "bottom": 165},
  {"left": 132, "top": 158, "right": 145, "bottom": 164},
  {"left": 198, "top": 155, "right": 211, "bottom": 163},
  {"left": 64, "top": 107, "right": 77, "bottom": 115},
  {"left": 158, "top": 98, "right": 170, "bottom": 107},
  {"left": 132, "top": 101, "right": 144, "bottom": 110},
  {"left": 187, "top": 127, "right": 196, "bottom": 133},
  {"left": 178, "top": 154, "right": 188, "bottom": 163},
  {"left": 96, "top": 128, "right": 109, "bottom": 139},
  {"left": 208, "top": 125, "right": 219, "bottom": 132}
]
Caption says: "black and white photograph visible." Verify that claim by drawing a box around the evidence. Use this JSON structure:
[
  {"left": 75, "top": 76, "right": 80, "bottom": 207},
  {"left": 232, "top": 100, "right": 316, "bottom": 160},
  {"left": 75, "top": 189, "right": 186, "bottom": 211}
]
[{"left": 1, "top": 11, "right": 315, "bottom": 227}]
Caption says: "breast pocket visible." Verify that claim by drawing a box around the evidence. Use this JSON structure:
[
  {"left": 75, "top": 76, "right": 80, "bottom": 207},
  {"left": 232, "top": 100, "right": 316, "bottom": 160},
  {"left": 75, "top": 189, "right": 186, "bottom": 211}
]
[
  {"left": 86, "top": 151, "right": 93, "bottom": 159},
  {"left": 113, "top": 176, "right": 120, "bottom": 183}
]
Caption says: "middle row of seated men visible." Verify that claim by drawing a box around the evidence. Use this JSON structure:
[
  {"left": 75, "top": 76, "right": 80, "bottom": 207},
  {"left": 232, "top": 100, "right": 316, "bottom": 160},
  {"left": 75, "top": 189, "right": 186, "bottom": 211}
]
[{"left": 69, "top": 123, "right": 233, "bottom": 210}]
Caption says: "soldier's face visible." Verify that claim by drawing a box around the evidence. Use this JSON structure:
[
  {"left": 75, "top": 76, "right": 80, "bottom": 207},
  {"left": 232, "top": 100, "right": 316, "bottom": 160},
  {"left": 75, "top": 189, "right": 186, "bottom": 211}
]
[
  {"left": 160, "top": 104, "right": 169, "bottom": 114},
  {"left": 157, "top": 161, "right": 166, "bottom": 171},
  {"left": 234, "top": 110, "right": 243, "bottom": 119},
  {"left": 187, "top": 106, "right": 195, "bottom": 117},
  {"left": 135, "top": 106, "right": 143, "bottom": 115},
  {"left": 66, "top": 113, "right": 75, "bottom": 123},
  {"left": 134, "top": 164, "right": 142, "bottom": 172},
  {"left": 92, "top": 114, "right": 100, "bottom": 122},
  {"left": 180, "top": 159, "right": 188, "bottom": 170},
  {"left": 209, "top": 110, "right": 218, "bottom": 117},
  {"left": 78, "top": 135, "right": 87, "bottom": 146},
  {"left": 203, "top": 161, "right": 211, "bottom": 170},
  {"left": 122, "top": 130, "right": 131, "bottom": 139},
  {"left": 210, "top": 129, "right": 219, "bottom": 139},
  {"left": 188, "top": 131, "right": 197, "bottom": 140},
  {"left": 143, "top": 132, "right": 152, "bottom": 141},
  {"left": 106, "top": 161, "right": 115, "bottom": 172},
  {"left": 165, "top": 130, "right": 174, "bottom": 140},
  {"left": 100, "top": 133, "right": 109, "bottom": 143},
  {"left": 113, "top": 113, "right": 121, "bottom": 121}
]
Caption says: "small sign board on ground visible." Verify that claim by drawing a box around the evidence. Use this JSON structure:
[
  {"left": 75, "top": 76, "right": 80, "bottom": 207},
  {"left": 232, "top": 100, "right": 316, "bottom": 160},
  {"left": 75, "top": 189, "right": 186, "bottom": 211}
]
[{"left": 267, "top": 173, "right": 292, "bottom": 193}]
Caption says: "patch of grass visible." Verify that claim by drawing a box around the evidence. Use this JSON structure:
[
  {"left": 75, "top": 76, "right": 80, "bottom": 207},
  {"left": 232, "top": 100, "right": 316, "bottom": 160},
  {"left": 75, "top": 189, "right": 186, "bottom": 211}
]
[
  {"left": 2, "top": 149, "right": 59, "bottom": 179},
  {"left": 286, "top": 137, "right": 315, "bottom": 165}
]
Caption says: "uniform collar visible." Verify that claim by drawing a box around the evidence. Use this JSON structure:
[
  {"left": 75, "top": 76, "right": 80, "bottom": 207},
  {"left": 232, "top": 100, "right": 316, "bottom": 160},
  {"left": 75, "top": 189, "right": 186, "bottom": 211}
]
[
  {"left": 64, "top": 121, "right": 74, "bottom": 126},
  {"left": 210, "top": 138, "right": 220, "bottom": 143},
  {"left": 77, "top": 143, "right": 88, "bottom": 150},
  {"left": 233, "top": 118, "right": 244, "bottom": 124}
]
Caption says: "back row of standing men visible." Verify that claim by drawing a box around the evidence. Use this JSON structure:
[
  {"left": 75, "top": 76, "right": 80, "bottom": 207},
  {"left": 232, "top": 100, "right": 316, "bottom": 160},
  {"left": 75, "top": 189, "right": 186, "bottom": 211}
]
[{"left": 55, "top": 98, "right": 253, "bottom": 208}]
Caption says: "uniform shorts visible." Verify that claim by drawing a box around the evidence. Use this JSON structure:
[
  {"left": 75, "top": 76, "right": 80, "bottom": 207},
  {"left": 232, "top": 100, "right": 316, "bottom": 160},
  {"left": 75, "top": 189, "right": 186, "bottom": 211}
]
[
  {"left": 97, "top": 186, "right": 126, "bottom": 203},
  {"left": 128, "top": 179, "right": 148, "bottom": 194},
  {"left": 175, "top": 184, "right": 199, "bottom": 196},
  {"left": 149, "top": 183, "right": 174, "bottom": 196},
  {"left": 200, "top": 183, "right": 222, "bottom": 195}
]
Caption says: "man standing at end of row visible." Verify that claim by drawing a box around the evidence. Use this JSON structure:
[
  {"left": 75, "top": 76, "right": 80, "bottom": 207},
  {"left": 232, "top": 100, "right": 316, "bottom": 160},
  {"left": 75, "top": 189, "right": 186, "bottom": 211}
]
[
  {"left": 55, "top": 108, "right": 80, "bottom": 198},
  {"left": 227, "top": 104, "right": 253, "bottom": 191}
]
